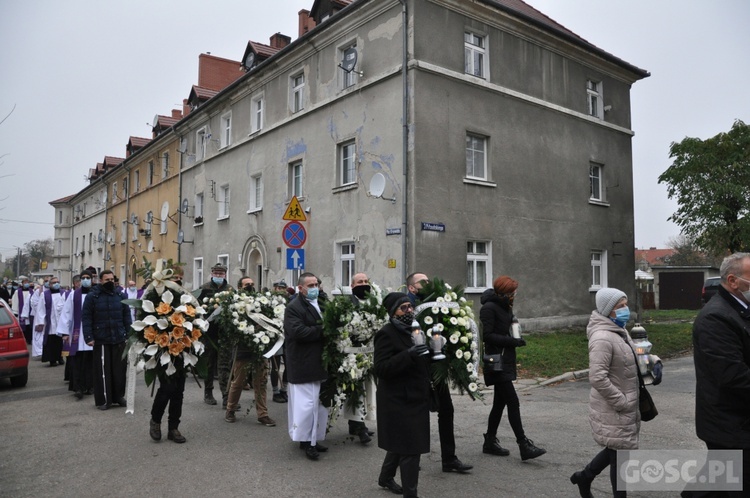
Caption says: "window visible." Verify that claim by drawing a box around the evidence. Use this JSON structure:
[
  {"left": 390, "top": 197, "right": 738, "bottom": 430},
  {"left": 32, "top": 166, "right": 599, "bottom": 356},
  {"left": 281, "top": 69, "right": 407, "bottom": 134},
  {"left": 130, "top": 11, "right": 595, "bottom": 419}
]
[
  {"left": 112, "top": 182, "right": 118, "bottom": 203},
  {"left": 587, "top": 80, "right": 602, "bottom": 118},
  {"left": 465, "top": 133, "right": 487, "bottom": 180},
  {"left": 341, "top": 43, "right": 359, "bottom": 88},
  {"left": 57, "top": 240, "right": 62, "bottom": 255},
  {"left": 81, "top": 235, "right": 85, "bottom": 255},
  {"left": 339, "top": 140, "right": 357, "bottom": 186},
  {"left": 464, "top": 32, "right": 486, "bottom": 78},
  {"left": 194, "top": 258, "right": 204, "bottom": 287},
  {"left": 589, "top": 162, "right": 604, "bottom": 202},
  {"left": 58, "top": 210, "right": 62, "bottom": 225},
  {"left": 220, "top": 112, "right": 232, "bottom": 148},
  {"left": 194, "top": 193, "right": 204, "bottom": 224},
  {"left": 132, "top": 215, "right": 138, "bottom": 241},
  {"left": 147, "top": 161, "right": 154, "bottom": 186},
  {"left": 251, "top": 95, "right": 264, "bottom": 134},
  {"left": 249, "top": 174, "right": 263, "bottom": 212},
  {"left": 121, "top": 220, "right": 127, "bottom": 243},
  {"left": 88, "top": 232, "right": 93, "bottom": 252},
  {"left": 145, "top": 211, "right": 153, "bottom": 236},
  {"left": 289, "top": 161, "right": 303, "bottom": 198},
  {"left": 134, "top": 170, "right": 140, "bottom": 192},
  {"left": 120, "top": 265, "right": 126, "bottom": 287},
  {"left": 337, "top": 242, "right": 355, "bottom": 287},
  {"left": 466, "top": 241, "right": 491, "bottom": 291},
  {"left": 122, "top": 178, "right": 128, "bottom": 197},
  {"left": 75, "top": 237, "right": 79, "bottom": 255},
  {"left": 291, "top": 73, "right": 305, "bottom": 113},
  {"left": 196, "top": 128, "right": 207, "bottom": 160},
  {"left": 218, "top": 254, "right": 229, "bottom": 276},
  {"left": 162, "top": 152, "right": 170, "bottom": 179},
  {"left": 218, "top": 185, "right": 230, "bottom": 219},
  {"left": 590, "top": 250, "right": 608, "bottom": 290}
]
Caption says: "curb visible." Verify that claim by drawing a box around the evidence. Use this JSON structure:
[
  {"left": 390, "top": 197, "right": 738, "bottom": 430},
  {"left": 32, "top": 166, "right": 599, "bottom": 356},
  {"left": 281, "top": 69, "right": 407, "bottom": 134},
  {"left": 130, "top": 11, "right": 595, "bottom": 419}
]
[{"left": 517, "top": 368, "right": 589, "bottom": 391}]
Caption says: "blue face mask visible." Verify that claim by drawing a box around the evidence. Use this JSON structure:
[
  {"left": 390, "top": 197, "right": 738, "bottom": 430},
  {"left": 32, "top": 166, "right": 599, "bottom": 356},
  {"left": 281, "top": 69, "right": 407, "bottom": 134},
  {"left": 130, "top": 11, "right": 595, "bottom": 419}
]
[
  {"left": 81, "top": 279, "right": 92, "bottom": 288},
  {"left": 212, "top": 277, "right": 224, "bottom": 286},
  {"left": 23, "top": 283, "right": 30, "bottom": 290},
  {"left": 613, "top": 306, "right": 630, "bottom": 327},
  {"left": 305, "top": 288, "right": 319, "bottom": 301},
  {"left": 51, "top": 283, "right": 61, "bottom": 291}
]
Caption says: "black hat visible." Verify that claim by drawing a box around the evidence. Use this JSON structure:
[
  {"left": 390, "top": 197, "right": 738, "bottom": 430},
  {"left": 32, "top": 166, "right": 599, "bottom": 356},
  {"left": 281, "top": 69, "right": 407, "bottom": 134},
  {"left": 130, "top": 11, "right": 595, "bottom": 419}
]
[
  {"left": 383, "top": 292, "right": 411, "bottom": 316},
  {"left": 211, "top": 263, "right": 227, "bottom": 272}
]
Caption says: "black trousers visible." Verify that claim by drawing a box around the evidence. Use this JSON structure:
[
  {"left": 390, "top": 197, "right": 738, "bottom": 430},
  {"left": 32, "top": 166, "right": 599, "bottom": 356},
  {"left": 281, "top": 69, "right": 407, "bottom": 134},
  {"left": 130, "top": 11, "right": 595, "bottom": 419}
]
[
  {"left": 487, "top": 380, "right": 525, "bottom": 442},
  {"left": 380, "top": 451, "right": 421, "bottom": 498},
  {"left": 583, "top": 447, "right": 625, "bottom": 497},
  {"left": 151, "top": 375, "right": 186, "bottom": 431},
  {"left": 203, "top": 329, "right": 218, "bottom": 392},
  {"left": 435, "top": 381, "right": 456, "bottom": 462},
  {"left": 92, "top": 342, "right": 126, "bottom": 407},
  {"left": 72, "top": 350, "right": 94, "bottom": 394}
]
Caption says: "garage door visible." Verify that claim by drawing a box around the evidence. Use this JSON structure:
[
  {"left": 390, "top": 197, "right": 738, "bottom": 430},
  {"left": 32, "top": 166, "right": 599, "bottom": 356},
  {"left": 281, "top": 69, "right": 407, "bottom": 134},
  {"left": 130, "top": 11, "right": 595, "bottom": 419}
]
[{"left": 659, "top": 272, "right": 704, "bottom": 310}]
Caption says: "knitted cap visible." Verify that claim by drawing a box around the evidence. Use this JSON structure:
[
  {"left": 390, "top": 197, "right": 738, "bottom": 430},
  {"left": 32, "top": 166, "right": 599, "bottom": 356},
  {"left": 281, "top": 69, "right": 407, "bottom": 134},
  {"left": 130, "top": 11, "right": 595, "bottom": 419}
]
[
  {"left": 595, "top": 288, "right": 627, "bottom": 317},
  {"left": 383, "top": 292, "right": 411, "bottom": 316}
]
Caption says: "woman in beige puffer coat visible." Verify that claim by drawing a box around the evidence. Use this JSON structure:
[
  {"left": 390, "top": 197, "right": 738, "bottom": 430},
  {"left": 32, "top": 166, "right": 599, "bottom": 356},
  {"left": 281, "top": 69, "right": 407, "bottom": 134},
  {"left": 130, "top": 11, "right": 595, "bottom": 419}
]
[{"left": 570, "top": 288, "right": 639, "bottom": 498}]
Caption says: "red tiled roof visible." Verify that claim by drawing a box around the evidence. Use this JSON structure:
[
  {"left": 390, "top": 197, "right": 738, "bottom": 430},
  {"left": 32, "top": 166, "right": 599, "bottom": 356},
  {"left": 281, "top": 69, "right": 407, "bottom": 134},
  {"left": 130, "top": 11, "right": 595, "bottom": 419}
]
[
  {"left": 635, "top": 249, "right": 676, "bottom": 267},
  {"left": 49, "top": 194, "right": 75, "bottom": 206},
  {"left": 103, "top": 156, "right": 124, "bottom": 168},
  {"left": 189, "top": 85, "right": 219, "bottom": 101},
  {"left": 248, "top": 41, "right": 281, "bottom": 59},
  {"left": 154, "top": 115, "right": 180, "bottom": 128},
  {"left": 129, "top": 136, "right": 150, "bottom": 148}
]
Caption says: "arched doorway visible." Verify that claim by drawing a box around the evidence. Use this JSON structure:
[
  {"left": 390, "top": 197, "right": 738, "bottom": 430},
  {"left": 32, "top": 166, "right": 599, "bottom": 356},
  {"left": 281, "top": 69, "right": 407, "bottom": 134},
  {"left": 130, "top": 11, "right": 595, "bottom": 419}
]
[{"left": 241, "top": 236, "right": 267, "bottom": 290}]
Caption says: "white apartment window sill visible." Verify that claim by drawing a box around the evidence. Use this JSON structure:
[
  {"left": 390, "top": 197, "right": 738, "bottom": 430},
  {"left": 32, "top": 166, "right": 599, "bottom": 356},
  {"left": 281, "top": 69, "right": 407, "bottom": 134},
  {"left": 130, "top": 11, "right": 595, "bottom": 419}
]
[
  {"left": 217, "top": 216, "right": 230, "bottom": 221},
  {"left": 332, "top": 184, "right": 358, "bottom": 194},
  {"left": 463, "top": 178, "right": 496, "bottom": 188},
  {"left": 247, "top": 208, "right": 262, "bottom": 215},
  {"left": 588, "top": 199, "right": 610, "bottom": 207}
]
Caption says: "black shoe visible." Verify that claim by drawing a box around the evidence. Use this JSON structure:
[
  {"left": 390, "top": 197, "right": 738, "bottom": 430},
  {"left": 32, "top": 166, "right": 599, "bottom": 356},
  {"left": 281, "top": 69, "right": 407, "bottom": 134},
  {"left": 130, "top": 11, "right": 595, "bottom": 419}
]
[
  {"left": 97, "top": 404, "right": 110, "bottom": 411},
  {"left": 149, "top": 419, "right": 161, "bottom": 441},
  {"left": 357, "top": 428, "right": 372, "bottom": 444},
  {"left": 74, "top": 391, "right": 84, "bottom": 400},
  {"left": 167, "top": 429, "right": 186, "bottom": 443},
  {"left": 305, "top": 445, "right": 319, "bottom": 460},
  {"left": 280, "top": 391, "right": 288, "bottom": 401},
  {"left": 378, "top": 478, "right": 403, "bottom": 494},
  {"left": 365, "top": 426, "right": 375, "bottom": 436},
  {"left": 570, "top": 471, "right": 594, "bottom": 498},
  {"left": 272, "top": 393, "right": 287, "bottom": 403},
  {"left": 204, "top": 392, "right": 217, "bottom": 405},
  {"left": 117, "top": 397, "right": 127, "bottom": 407},
  {"left": 518, "top": 437, "right": 546, "bottom": 461},
  {"left": 84, "top": 389, "right": 93, "bottom": 395},
  {"left": 442, "top": 459, "right": 473, "bottom": 473},
  {"left": 482, "top": 433, "right": 510, "bottom": 456},
  {"left": 314, "top": 443, "right": 328, "bottom": 452}
]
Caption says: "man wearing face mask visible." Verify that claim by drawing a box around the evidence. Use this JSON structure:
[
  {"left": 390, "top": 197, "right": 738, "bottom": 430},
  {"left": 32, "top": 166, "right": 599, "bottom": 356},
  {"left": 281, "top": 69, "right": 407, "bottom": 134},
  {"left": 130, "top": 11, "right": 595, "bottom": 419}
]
[
  {"left": 125, "top": 280, "right": 144, "bottom": 323},
  {"left": 27, "top": 279, "right": 50, "bottom": 358},
  {"left": 686, "top": 252, "right": 750, "bottom": 497},
  {"left": 13, "top": 276, "right": 33, "bottom": 345},
  {"left": 346, "top": 272, "right": 376, "bottom": 444},
  {"left": 198, "top": 263, "right": 231, "bottom": 406},
  {"left": 58, "top": 270, "right": 95, "bottom": 399},
  {"left": 82, "top": 270, "right": 132, "bottom": 410},
  {"left": 36, "top": 276, "right": 67, "bottom": 367},
  {"left": 284, "top": 272, "right": 329, "bottom": 460}
]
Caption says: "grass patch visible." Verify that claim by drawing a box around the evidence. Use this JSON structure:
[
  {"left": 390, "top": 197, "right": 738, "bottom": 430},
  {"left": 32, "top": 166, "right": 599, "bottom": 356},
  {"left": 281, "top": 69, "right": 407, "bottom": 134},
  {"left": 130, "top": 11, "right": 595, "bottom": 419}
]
[
  {"left": 515, "top": 314, "right": 694, "bottom": 379},
  {"left": 640, "top": 309, "right": 698, "bottom": 322}
]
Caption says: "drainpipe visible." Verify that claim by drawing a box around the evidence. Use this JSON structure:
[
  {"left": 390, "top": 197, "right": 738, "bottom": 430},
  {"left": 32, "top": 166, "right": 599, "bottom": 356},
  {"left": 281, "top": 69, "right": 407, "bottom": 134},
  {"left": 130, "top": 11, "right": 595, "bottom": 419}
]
[
  {"left": 399, "top": 0, "right": 409, "bottom": 283},
  {"left": 177, "top": 133, "right": 183, "bottom": 265}
]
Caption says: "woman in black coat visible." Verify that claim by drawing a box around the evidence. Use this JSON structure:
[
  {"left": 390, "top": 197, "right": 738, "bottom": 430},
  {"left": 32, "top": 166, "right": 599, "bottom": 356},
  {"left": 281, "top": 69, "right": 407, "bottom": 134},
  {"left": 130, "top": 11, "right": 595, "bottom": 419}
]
[
  {"left": 374, "top": 292, "right": 431, "bottom": 497},
  {"left": 480, "top": 276, "right": 546, "bottom": 461}
]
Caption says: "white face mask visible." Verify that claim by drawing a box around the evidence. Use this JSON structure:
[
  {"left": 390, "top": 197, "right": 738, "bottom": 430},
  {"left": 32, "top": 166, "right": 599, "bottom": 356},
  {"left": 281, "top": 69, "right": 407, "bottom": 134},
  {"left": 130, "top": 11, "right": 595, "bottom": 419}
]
[{"left": 735, "top": 276, "right": 750, "bottom": 302}]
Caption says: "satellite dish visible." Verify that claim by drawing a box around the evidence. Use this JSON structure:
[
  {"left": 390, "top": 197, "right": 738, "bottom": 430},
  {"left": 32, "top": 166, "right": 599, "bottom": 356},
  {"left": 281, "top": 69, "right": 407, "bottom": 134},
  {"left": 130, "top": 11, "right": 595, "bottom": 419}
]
[
  {"left": 369, "top": 173, "right": 386, "bottom": 197},
  {"left": 105, "top": 251, "right": 111, "bottom": 261},
  {"left": 130, "top": 213, "right": 137, "bottom": 224},
  {"left": 177, "top": 230, "right": 184, "bottom": 244},
  {"left": 152, "top": 114, "right": 159, "bottom": 128},
  {"left": 181, "top": 198, "right": 189, "bottom": 214},
  {"left": 341, "top": 47, "right": 358, "bottom": 73},
  {"left": 147, "top": 240, "right": 154, "bottom": 253},
  {"left": 161, "top": 202, "right": 169, "bottom": 221}
]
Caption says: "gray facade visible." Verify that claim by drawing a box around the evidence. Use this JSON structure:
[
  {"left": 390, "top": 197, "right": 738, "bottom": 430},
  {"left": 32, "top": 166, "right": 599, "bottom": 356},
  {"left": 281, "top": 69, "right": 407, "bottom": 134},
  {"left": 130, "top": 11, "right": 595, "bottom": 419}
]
[{"left": 167, "top": 0, "right": 648, "bottom": 327}]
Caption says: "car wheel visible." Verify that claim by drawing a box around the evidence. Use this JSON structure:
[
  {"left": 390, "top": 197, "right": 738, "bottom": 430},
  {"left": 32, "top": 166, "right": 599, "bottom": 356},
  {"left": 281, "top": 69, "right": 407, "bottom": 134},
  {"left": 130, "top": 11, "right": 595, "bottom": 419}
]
[{"left": 10, "top": 370, "right": 28, "bottom": 388}]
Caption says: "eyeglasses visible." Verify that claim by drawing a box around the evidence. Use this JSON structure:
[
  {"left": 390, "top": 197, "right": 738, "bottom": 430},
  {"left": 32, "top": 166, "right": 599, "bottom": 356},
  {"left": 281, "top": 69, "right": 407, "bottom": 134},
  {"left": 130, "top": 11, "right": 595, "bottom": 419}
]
[{"left": 398, "top": 303, "right": 414, "bottom": 312}]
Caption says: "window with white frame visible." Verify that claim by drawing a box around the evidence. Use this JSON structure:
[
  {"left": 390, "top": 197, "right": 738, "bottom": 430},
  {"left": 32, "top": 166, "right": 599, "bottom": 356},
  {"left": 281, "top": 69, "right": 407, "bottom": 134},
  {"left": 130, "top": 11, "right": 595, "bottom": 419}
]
[
  {"left": 134, "top": 170, "right": 140, "bottom": 192},
  {"left": 217, "top": 254, "right": 229, "bottom": 276},
  {"left": 249, "top": 174, "right": 263, "bottom": 212},
  {"left": 337, "top": 242, "right": 355, "bottom": 287},
  {"left": 587, "top": 80, "right": 603, "bottom": 118},
  {"left": 590, "top": 162, "right": 604, "bottom": 202},
  {"left": 464, "top": 31, "right": 486, "bottom": 78},
  {"left": 289, "top": 161, "right": 303, "bottom": 198},
  {"left": 251, "top": 95, "right": 264, "bottom": 134},
  {"left": 218, "top": 185, "right": 230, "bottom": 219},
  {"left": 196, "top": 128, "right": 207, "bottom": 160},
  {"left": 466, "top": 241, "right": 491, "bottom": 291},
  {"left": 291, "top": 73, "right": 305, "bottom": 113},
  {"left": 147, "top": 161, "right": 154, "bottom": 186},
  {"left": 122, "top": 178, "right": 128, "bottom": 197},
  {"left": 194, "top": 258, "right": 204, "bottom": 287},
  {"left": 162, "top": 152, "right": 170, "bottom": 179},
  {"left": 194, "top": 193, "right": 204, "bottom": 224},
  {"left": 590, "top": 250, "right": 608, "bottom": 290},
  {"left": 465, "top": 133, "right": 487, "bottom": 180},
  {"left": 341, "top": 43, "right": 359, "bottom": 89},
  {"left": 132, "top": 215, "right": 138, "bottom": 241},
  {"left": 121, "top": 220, "right": 127, "bottom": 243},
  {"left": 339, "top": 140, "right": 356, "bottom": 186},
  {"left": 58, "top": 210, "right": 63, "bottom": 225},
  {"left": 220, "top": 112, "right": 232, "bottom": 148}
]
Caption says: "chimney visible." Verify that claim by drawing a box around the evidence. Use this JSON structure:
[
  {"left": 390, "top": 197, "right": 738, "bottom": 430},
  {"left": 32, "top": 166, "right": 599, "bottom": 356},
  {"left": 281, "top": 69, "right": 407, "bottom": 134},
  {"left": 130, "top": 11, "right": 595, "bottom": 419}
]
[
  {"left": 183, "top": 98, "right": 191, "bottom": 117},
  {"left": 171, "top": 109, "right": 182, "bottom": 120},
  {"left": 270, "top": 32, "right": 291, "bottom": 49},
  {"left": 299, "top": 9, "right": 316, "bottom": 37}
]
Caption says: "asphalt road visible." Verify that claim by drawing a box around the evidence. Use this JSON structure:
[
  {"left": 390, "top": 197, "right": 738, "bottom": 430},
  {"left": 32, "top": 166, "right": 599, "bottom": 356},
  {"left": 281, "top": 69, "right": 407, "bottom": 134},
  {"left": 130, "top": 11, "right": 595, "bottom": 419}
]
[{"left": 0, "top": 353, "right": 701, "bottom": 497}]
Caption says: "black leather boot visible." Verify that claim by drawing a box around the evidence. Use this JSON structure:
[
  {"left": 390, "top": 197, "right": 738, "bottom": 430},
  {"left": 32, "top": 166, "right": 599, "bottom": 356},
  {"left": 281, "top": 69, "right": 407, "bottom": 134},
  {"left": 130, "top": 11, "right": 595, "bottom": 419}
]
[
  {"left": 570, "top": 470, "right": 594, "bottom": 498},
  {"left": 204, "top": 388, "right": 217, "bottom": 405},
  {"left": 482, "top": 433, "right": 510, "bottom": 456},
  {"left": 518, "top": 437, "right": 546, "bottom": 461}
]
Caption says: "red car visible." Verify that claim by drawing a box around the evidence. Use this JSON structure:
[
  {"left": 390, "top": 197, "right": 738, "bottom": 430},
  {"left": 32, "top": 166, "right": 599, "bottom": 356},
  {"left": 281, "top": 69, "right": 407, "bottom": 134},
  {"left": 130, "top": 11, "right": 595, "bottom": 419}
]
[{"left": 0, "top": 299, "right": 29, "bottom": 387}]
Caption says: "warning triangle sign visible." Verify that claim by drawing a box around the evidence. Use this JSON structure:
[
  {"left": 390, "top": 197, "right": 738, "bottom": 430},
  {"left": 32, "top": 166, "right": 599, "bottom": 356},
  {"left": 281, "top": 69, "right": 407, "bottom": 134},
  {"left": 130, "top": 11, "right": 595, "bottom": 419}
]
[{"left": 282, "top": 196, "right": 307, "bottom": 221}]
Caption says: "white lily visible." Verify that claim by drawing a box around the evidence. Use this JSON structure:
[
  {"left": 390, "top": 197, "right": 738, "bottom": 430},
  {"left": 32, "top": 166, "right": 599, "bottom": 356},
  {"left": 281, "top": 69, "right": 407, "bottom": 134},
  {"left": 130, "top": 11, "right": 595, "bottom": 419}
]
[
  {"left": 165, "top": 360, "right": 176, "bottom": 376},
  {"left": 144, "top": 344, "right": 160, "bottom": 356},
  {"left": 156, "top": 318, "right": 169, "bottom": 330},
  {"left": 130, "top": 320, "right": 148, "bottom": 332},
  {"left": 161, "top": 290, "right": 174, "bottom": 305},
  {"left": 182, "top": 351, "right": 198, "bottom": 366},
  {"left": 142, "top": 300, "right": 156, "bottom": 313},
  {"left": 192, "top": 340, "right": 205, "bottom": 355},
  {"left": 136, "top": 359, "right": 146, "bottom": 373},
  {"left": 175, "top": 305, "right": 188, "bottom": 313},
  {"left": 183, "top": 321, "right": 193, "bottom": 331},
  {"left": 145, "top": 357, "right": 157, "bottom": 370},
  {"left": 133, "top": 341, "right": 147, "bottom": 354},
  {"left": 160, "top": 353, "right": 171, "bottom": 366}
]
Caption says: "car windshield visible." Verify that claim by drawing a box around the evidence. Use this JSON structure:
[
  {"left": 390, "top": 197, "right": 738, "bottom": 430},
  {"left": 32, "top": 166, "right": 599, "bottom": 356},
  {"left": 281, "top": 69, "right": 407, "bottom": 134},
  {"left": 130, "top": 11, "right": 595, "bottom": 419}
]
[{"left": 0, "top": 306, "right": 13, "bottom": 325}]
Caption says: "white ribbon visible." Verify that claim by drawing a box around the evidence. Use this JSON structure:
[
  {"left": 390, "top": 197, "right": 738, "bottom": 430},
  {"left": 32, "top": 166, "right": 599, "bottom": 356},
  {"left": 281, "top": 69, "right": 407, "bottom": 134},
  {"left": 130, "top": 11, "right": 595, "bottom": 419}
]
[
  {"left": 145, "top": 258, "right": 190, "bottom": 299},
  {"left": 415, "top": 300, "right": 460, "bottom": 316},
  {"left": 343, "top": 345, "right": 374, "bottom": 354},
  {"left": 263, "top": 336, "right": 285, "bottom": 358},
  {"left": 125, "top": 345, "right": 137, "bottom": 415}
]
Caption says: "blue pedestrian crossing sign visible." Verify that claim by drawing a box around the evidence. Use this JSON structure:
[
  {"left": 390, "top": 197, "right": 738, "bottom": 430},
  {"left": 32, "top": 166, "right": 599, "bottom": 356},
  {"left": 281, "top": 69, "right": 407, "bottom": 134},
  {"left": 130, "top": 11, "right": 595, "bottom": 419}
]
[{"left": 286, "top": 248, "right": 305, "bottom": 270}]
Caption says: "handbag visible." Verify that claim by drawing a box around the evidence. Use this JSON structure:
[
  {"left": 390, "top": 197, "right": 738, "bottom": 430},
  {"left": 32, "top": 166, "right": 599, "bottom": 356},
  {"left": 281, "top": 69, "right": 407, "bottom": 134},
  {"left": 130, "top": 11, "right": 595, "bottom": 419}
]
[
  {"left": 638, "top": 376, "right": 658, "bottom": 421},
  {"left": 483, "top": 352, "right": 504, "bottom": 373}
]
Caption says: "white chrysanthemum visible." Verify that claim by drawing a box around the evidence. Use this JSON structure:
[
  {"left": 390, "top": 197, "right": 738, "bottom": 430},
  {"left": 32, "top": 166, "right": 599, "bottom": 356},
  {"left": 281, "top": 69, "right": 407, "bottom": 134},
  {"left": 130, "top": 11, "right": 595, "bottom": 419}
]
[
  {"left": 466, "top": 362, "right": 475, "bottom": 372},
  {"left": 260, "top": 335, "right": 270, "bottom": 344},
  {"left": 449, "top": 317, "right": 458, "bottom": 325},
  {"left": 460, "top": 336, "right": 469, "bottom": 344},
  {"left": 455, "top": 350, "right": 463, "bottom": 359},
  {"left": 451, "top": 307, "right": 460, "bottom": 316},
  {"left": 424, "top": 316, "right": 434, "bottom": 325},
  {"left": 443, "top": 293, "right": 452, "bottom": 302},
  {"left": 449, "top": 334, "right": 460, "bottom": 344},
  {"left": 463, "top": 351, "right": 471, "bottom": 361},
  {"left": 436, "top": 297, "right": 445, "bottom": 303},
  {"left": 434, "top": 323, "right": 444, "bottom": 332},
  {"left": 440, "top": 307, "right": 449, "bottom": 315},
  {"left": 468, "top": 382, "right": 478, "bottom": 392},
  {"left": 431, "top": 306, "right": 440, "bottom": 314}
]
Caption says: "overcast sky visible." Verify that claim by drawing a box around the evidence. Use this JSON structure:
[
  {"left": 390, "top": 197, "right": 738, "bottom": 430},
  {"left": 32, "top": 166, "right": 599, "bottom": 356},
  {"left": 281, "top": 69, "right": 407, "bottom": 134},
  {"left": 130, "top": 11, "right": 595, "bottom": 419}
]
[{"left": 1, "top": 0, "right": 748, "bottom": 262}]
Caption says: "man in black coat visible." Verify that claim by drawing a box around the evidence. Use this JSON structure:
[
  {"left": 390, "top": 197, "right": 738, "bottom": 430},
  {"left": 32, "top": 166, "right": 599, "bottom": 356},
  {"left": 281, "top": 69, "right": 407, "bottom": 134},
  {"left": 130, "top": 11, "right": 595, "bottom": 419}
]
[
  {"left": 283, "top": 272, "right": 329, "bottom": 460},
  {"left": 82, "top": 270, "right": 131, "bottom": 410},
  {"left": 688, "top": 252, "right": 750, "bottom": 496},
  {"left": 374, "top": 292, "right": 431, "bottom": 497},
  {"left": 197, "top": 263, "right": 231, "bottom": 406}
]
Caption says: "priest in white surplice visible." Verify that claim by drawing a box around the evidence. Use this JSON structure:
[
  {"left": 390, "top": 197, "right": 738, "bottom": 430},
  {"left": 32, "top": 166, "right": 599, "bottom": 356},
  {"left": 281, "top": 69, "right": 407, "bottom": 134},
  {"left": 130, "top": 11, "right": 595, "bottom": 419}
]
[
  {"left": 283, "top": 272, "right": 329, "bottom": 461},
  {"left": 57, "top": 270, "right": 95, "bottom": 399},
  {"left": 35, "top": 277, "right": 67, "bottom": 366}
]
